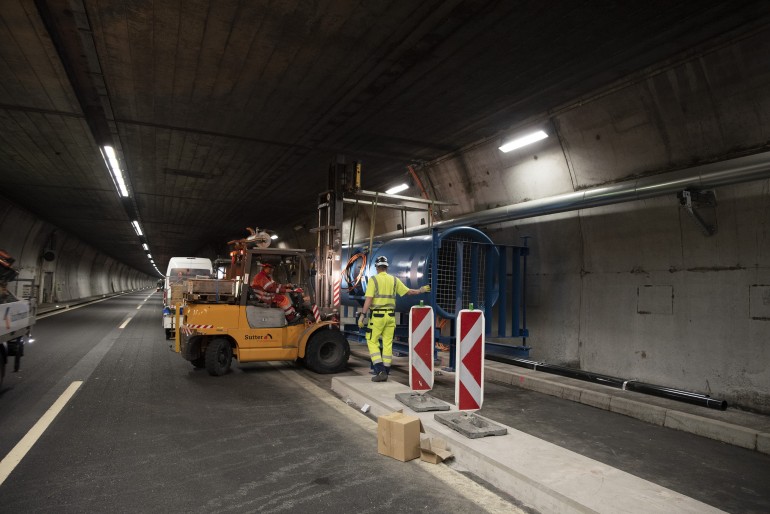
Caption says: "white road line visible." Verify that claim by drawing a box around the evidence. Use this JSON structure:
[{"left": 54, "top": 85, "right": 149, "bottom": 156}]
[
  {"left": 36, "top": 292, "right": 135, "bottom": 319},
  {"left": 119, "top": 317, "right": 132, "bottom": 328},
  {"left": 136, "top": 305, "right": 142, "bottom": 310},
  {"left": 0, "top": 381, "right": 83, "bottom": 486}
]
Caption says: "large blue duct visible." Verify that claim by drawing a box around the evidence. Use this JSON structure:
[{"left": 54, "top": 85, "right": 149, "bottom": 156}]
[{"left": 340, "top": 227, "right": 499, "bottom": 318}]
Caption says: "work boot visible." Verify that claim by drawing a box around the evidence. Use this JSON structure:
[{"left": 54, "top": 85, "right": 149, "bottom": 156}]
[{"left": 372, "top": 371, "right": 388, "bottom": 382}]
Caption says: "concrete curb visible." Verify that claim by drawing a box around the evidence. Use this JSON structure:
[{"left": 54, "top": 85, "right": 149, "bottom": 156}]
[
  {"left": 484, "top": 363, "right": 770, "bottom": 456},
  {"left": 332, "top": 375, "right": 726, "bottom": 514}
]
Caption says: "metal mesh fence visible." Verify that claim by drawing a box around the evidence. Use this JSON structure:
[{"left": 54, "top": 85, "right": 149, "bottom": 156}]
[{"left": 435, "top": 236, "right": 488, "bottom": 317}]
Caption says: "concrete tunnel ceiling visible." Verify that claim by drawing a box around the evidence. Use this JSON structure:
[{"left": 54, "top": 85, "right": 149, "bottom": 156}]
[{"left": 1, "top": 1, "right": 770, "bottom": 276}]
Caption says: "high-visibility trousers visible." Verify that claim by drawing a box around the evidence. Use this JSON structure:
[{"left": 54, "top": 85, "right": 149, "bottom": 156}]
[
  {"left": 366, "top": 310, "right": 395, "bottom": 372},
  {"left": 273, "top": 294, "right": 297, "bottom": 321}
]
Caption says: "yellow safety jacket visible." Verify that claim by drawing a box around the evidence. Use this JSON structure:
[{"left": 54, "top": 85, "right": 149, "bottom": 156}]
[
  {"left": 366, "top": 271, "right": 408, "bottom": 311},
  {"left": 369, "top": 273, "right": 396, "bottom": 311}
]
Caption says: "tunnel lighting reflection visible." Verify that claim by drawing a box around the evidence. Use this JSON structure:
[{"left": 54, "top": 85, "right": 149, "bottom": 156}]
[
  {"left": 131, "top": 220, "right": 144, "bottom": 236},
  {"left": 499, "top": 130, "right": 548, "bottom": 153},
  {"left": 100, "top": 145, "right": 130, "bottom": 197},
  {"left": 270, "top": 234, "right": 278, "bottom": 240},
  {"left": 386, "top": 183, "right": 409, "bottom": 195}
]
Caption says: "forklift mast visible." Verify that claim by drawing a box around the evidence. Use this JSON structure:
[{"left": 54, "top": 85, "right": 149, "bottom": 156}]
[{"left": 315, "top": 155, "right": 360, "bottom": 311}]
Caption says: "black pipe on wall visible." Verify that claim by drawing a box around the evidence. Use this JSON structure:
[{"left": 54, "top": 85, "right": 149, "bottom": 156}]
[{"left": 486, "top": 354, "right": 728, "bottom": 410}]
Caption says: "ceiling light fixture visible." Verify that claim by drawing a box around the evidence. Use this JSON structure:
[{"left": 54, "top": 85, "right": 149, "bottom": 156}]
[
  {"left": 147, "top": 253, "right": 152, "bottom": 259},
  {"left": 386, "top": 183, "right": 409, "bottom": 195},
  {"left": 131, "top": 220, "right": 143, "bottom": 236},
  {"left": 270, "top": 234, "right": 278, "bottom": 240},
  {"left": 100, "top": 145, "right": 130, "bottom": 197},
  {"left": 142, "top": 243, "right": 149, "bottom": 250},
  {"left": 499, "top": 130, "right": 548, "bottom": 153}
]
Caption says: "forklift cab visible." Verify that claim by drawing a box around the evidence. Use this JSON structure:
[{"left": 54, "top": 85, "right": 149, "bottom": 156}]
[{"left": 239, "top": 248, "right": 314, "bottom": 327}]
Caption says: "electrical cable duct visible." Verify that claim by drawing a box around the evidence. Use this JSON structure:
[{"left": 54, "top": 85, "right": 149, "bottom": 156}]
[{"left": 486, "top": 354, "right": 728, "bottom": 410}]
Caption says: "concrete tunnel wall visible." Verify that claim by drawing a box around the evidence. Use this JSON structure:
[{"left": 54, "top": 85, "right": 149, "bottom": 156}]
[
  {"left": 0, "top": 22, "right": 768, "bottom": 413},
  {"left": 0, "top": 197, "right": 154, "bottom": 303},
  {"left": 361, "top": 26, "right": 770, "bottom": 412}
]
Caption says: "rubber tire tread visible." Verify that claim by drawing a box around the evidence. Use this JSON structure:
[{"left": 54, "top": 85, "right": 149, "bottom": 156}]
[
  {"left": 205, "top": 338, "right": 232, "bottom": 376},
  {"left": 304, "top": 330, "right": 350, "bottom": 374}
]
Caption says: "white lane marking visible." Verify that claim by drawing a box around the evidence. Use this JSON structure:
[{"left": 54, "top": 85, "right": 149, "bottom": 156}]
[
  {"left": 0, "top": 381, "right": 83, "bottom": 486},
  {"left": 119, "top": 317, "right": 132, "bottom": 328},
  {"left": 136, "top": 305, "right": 142, "bottom": 310},
  {"left": 36, "top": 292, "right": 140, "bottom": 320}
]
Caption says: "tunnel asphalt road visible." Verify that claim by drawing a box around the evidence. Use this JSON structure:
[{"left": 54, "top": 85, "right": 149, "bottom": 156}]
[{"left": 0, "top": 292, "right": 524, "bottom": 513}]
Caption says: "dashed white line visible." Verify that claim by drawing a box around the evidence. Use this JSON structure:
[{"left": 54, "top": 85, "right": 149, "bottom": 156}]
[{"left": 119, "top": 317, "right": 132, "bottom": 329}]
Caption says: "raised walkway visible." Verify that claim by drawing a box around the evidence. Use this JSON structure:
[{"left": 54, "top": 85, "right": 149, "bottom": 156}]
[{"left": 334, "top": 347, "right": 770, "bottom": 513}]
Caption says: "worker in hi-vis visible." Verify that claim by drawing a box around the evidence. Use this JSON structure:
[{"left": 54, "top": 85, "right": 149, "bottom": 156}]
[
  {"left": 357, "top": 255, "right": 430, "bottom": 382},
  {"left": 251, "top": 262, "right": 301, "bottom": 323}
]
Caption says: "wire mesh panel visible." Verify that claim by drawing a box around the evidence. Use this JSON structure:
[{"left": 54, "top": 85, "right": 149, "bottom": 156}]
[{"left": 435, "top": 236, "right": 488, "bottom": 317}]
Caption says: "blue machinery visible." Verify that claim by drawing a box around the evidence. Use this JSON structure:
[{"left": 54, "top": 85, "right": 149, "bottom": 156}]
[{"left": 340, "top": 226, "right": 530, "bottom": 369}]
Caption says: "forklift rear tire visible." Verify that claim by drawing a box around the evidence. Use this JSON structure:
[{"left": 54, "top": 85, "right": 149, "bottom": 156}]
[
  {"left": 304, "top": 330, "right": 350, "bottom": 374},
  {"left": 205, "top": 338, "right": 232, "bottom": 376}
]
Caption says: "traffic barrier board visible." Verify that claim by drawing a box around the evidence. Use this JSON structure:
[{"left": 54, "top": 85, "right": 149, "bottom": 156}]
[
  {"left": 409, "top": 305, "right": 434, "bottom": 391},
  {"left": 455, "top": 309, "right": 485, "bottom": 410}
]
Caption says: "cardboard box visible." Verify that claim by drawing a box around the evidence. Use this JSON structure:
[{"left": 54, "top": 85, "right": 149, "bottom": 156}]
[
  {"left": 377, "top": 411, "right": 422, "bottom": 462},
  {"left": 420, "top": 437, "right": 453, "bottom": 464}
]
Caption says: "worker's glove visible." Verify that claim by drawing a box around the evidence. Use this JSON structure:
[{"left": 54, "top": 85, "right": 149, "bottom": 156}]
[
  {"left": 357, "top": 312, "right": 367, "bottom": 328},
  {"left": 419, "top": 285, "right": 431, "bottom": 293}
]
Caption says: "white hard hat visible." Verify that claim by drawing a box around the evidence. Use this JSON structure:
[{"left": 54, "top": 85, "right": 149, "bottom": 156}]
[{"left": 375, "top": 255, "right": 389, "bottom": 267}]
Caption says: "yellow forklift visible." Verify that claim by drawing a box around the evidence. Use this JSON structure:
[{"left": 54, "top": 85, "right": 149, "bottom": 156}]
[{"left": 174, "top": 245, "right": 349, "bottom": 376}]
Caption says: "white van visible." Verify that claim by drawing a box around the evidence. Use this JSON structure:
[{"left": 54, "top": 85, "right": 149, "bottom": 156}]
[{"left": 162, "top": 257, "right": 213, "bottom": 339}]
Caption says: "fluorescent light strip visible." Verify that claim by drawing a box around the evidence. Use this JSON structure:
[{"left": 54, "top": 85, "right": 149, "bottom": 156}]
[
  {"left": 386, "top": 183, "right": 409, "bottom": 195},
  {"left": 131, "top": 220, "right": 143, "bottom": 236},
  {"left": 142, "top": 243, "right": 149, "bottom": 250},
  {"left": 499, "top": 130, "right": 548, "bottom": 153},
  {"left": 101, "top": 145, "right": 129, "bottom": 197}
]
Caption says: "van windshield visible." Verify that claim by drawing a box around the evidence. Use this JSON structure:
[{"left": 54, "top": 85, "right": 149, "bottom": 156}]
[{"left": 168, "top": 268, "right": 211, "bottom": 283}]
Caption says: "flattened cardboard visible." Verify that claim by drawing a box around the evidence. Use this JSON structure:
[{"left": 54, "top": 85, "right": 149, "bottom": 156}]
[
  {"left": 420, "top": 437, "right": 454, "bottom": 464},
  {"left": 377, "top": 410, "right": 422, "bottom": 462}
]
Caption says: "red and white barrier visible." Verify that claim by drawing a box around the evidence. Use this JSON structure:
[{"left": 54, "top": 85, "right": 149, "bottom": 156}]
[
  {"left": 455, "top": 309, "right": 485, "bottom": 410},
  {"left": 312, "top": 304, "right": 321, "bottom": 322},
  {"left": 332, "top": 277, "right": 340, "bottom": 306},
  {"left": 181, "top": 323, "right": 214, "bottom": 336},
  {"left": 409, "top": 305, "right": 434, "bottom": 391}
]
